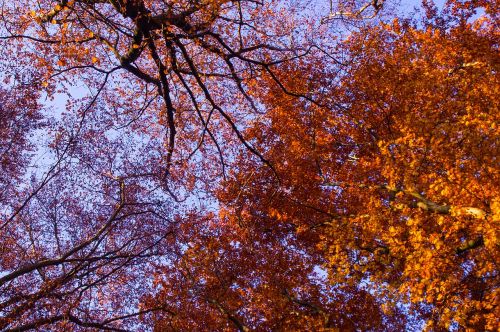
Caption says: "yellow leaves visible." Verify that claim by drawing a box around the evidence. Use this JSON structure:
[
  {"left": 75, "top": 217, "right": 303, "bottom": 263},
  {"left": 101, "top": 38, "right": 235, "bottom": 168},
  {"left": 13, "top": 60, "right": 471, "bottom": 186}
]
[
  {"left": 409, "top": 228, "right": 423, "bottom": 243},
  {"left": 429, "top": 234, "right": 443, "bottom": 250},
  {"left": 0, "top": 0, "right": 496, "bottom": 330},
  {"left": 269, "top": 208, "right": 288, "bottom": 221},
  {"left": 490, "top": 198, "right": 500, "bottom": 221},
  {"left": 392, "top": 202, "right": 405, "bottom": 210},
  {"left": 439, "top": 187, "right": 451, "bottom": 197},
  {"left": 483, "top": 227, "right": 499, "bottom": 251}
]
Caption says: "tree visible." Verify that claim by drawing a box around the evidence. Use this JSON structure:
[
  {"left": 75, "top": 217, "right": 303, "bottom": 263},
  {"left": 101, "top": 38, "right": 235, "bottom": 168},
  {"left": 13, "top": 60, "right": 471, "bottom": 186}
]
[
  {"left": 0, "top": 0, "right": 498, "bottom": 330},
  {"left": 0, "top": 73, "right": 42, "bottom": 207},
  {"left": 0, "top": 0, "right": 329, "bottom": 329},
  {"left": 206, "top": 2, "right": 499, "bottom": 330},
  {"left": 142, "top": 212, "right": 410, "bottom": 331}
]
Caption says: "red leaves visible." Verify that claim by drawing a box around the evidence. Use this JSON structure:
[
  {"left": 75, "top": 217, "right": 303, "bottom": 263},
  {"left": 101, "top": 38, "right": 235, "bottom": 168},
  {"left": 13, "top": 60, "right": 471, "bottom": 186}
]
[{"left": 0, "top": 0, "right": 497, "bottom": 330}]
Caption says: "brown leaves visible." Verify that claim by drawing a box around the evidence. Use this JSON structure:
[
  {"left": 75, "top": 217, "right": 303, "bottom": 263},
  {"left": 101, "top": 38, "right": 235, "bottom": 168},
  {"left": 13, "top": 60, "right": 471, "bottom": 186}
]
[
  {"left": 0, "top": 0, "right": 498, "bottom": 331},
  {"left": 202, "top": 1, "right": 499, "bottom": 330}
]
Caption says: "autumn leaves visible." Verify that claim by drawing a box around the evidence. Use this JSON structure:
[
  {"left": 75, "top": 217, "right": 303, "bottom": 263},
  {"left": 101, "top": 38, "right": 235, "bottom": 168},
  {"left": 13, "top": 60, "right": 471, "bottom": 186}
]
[{"left": 0, "top": 0, "right": 498, "bottom": 330}]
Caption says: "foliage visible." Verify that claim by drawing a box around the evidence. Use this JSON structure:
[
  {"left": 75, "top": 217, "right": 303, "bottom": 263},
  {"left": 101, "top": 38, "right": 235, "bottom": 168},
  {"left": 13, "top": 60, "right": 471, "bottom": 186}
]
[{"left": 0, "top": 0, "right": 497, "bottom": 330}]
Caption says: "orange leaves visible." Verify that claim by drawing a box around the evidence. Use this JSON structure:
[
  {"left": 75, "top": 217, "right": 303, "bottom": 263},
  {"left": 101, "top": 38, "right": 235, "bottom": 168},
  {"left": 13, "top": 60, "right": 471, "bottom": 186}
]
[
  {"left": 201, "top": 0, "right": 499, "bottom": 329},
  {"left": 0, "top": 0, "right": 497, "bottom": 330}
]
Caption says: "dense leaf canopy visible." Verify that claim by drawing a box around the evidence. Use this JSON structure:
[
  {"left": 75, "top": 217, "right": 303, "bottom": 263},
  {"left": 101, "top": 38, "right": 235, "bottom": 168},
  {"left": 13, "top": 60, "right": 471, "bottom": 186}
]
[{"left": 0, "top": 0, "right": 498, "bottom": 330}]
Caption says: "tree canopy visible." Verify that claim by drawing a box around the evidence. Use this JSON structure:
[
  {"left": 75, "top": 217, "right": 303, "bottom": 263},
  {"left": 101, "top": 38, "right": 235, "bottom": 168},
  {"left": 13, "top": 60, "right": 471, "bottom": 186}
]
[{"left": 0, "top": 0, "right": 498, "bottom": 330}]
